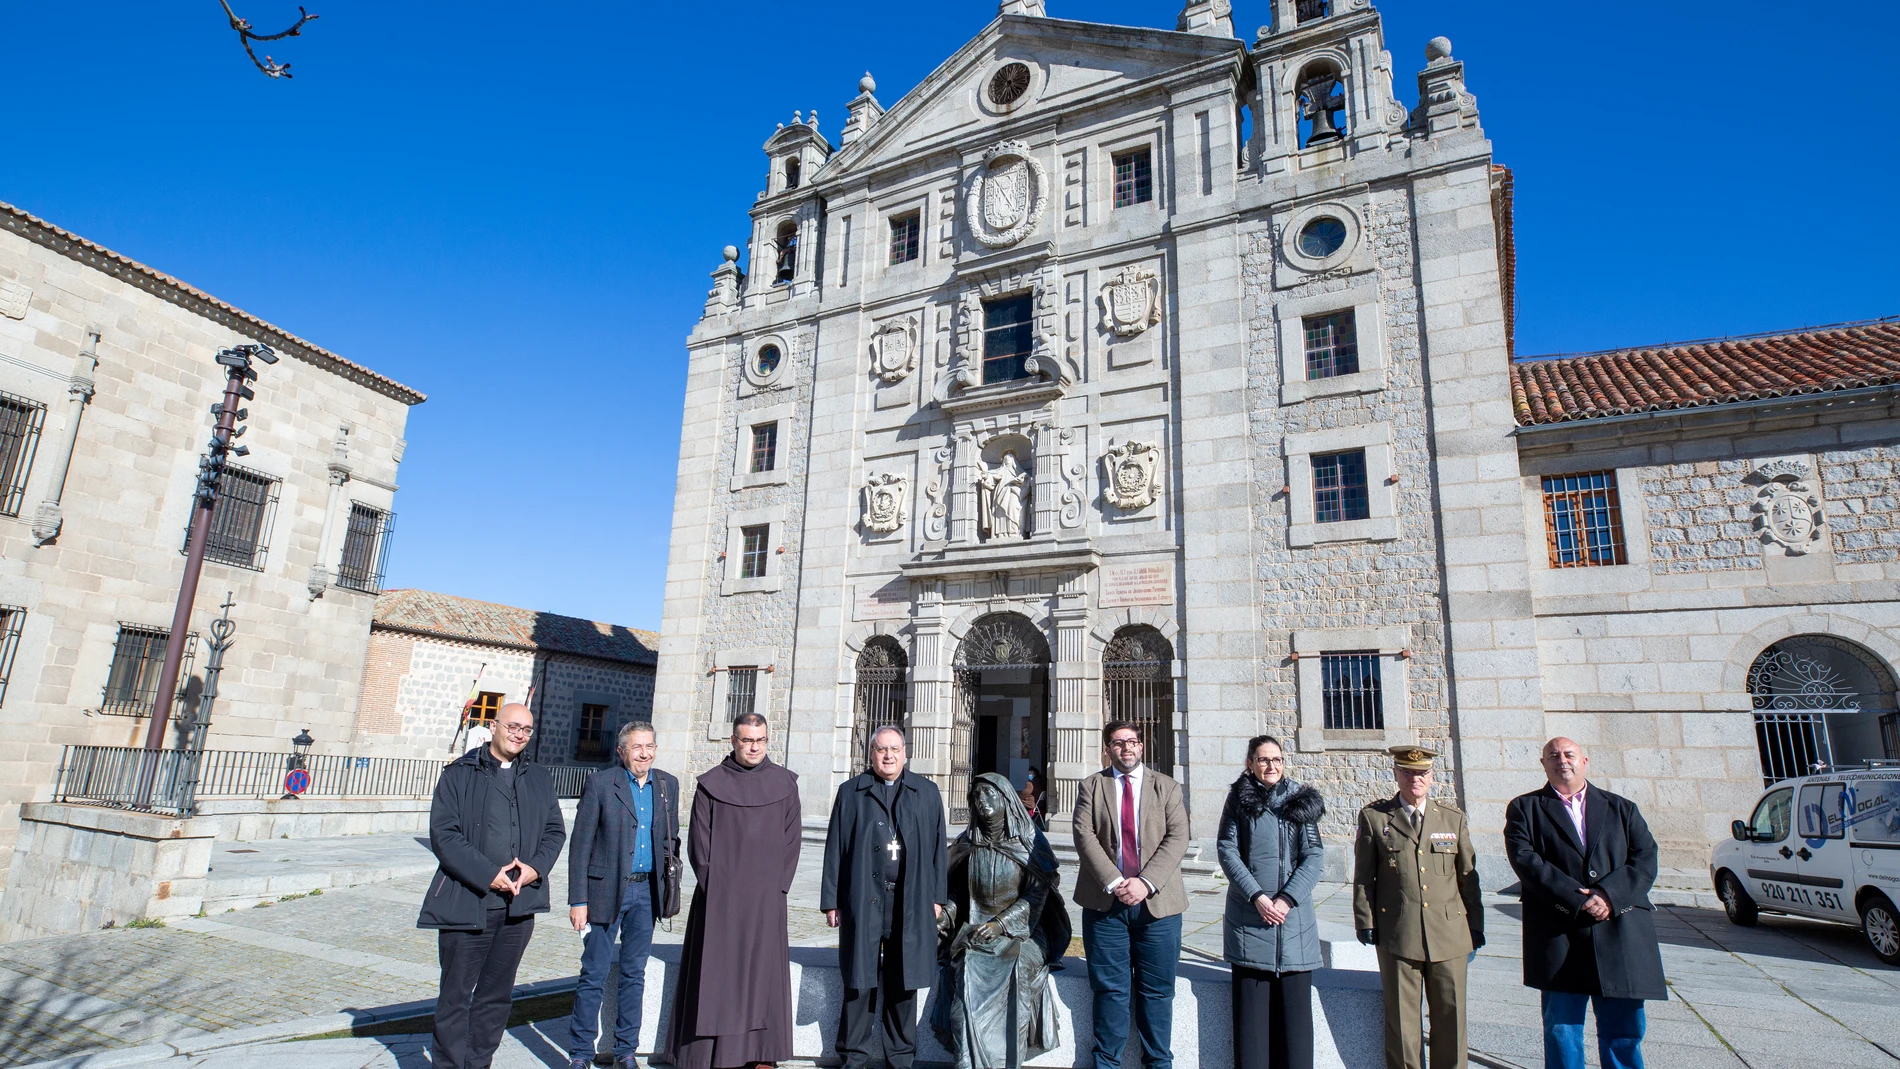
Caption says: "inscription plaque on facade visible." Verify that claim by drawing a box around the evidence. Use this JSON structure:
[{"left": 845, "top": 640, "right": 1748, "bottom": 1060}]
[
  {"left": 855, "top": 576, "right": 911, "bottom": 620},
  {"left": 1099, "top": 562, "right": 1171, "bottom": 607}
]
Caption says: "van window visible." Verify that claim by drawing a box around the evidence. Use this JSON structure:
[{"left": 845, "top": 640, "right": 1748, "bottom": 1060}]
[
  {"left": 1749, "top": 787, "right": 1793, "bottom": 842},
  {"left": 1850, "top": 779, "right": 1900, "bottom": 843},
  {"left": 1797, "top": 782, "right": 1846, "bottom": 839}
]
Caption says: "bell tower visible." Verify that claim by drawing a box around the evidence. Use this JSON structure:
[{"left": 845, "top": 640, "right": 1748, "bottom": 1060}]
[
  {"left": 746, "top": 112, "right": 832, "bottom": 302},
  {"left": 1247, "top": 0, "right": 1410, "bottom": 176}
]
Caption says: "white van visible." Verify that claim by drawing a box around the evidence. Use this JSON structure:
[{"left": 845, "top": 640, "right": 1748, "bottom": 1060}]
[{"left": 1711, "top": 763, "right": 1900, "bottom": 964}]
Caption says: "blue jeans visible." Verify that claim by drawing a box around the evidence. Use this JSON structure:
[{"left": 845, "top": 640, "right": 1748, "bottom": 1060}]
[
  {"left": 568, "top": 877, "right": 656, "bottom": 1058},
  {"left": 1082, "top": 902, "right": 1182, "bottom": 1069},
  {"left": 1541, "top": 991, "right": 1645, "bottom": 1069}
]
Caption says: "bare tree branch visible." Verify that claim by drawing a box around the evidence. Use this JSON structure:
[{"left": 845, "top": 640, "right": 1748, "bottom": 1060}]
[{"left": 218, "top": 0, "right": 319, "bottom": 79}]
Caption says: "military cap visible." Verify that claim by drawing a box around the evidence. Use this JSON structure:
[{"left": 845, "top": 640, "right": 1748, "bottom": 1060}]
[{"left": 1388, "top": 744, "right": 1438, "bottom": 771}]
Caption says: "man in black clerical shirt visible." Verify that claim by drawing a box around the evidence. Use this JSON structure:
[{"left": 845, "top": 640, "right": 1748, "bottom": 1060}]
[{"left": 821, "top": 726, "right": 949, "bottom": 1069}]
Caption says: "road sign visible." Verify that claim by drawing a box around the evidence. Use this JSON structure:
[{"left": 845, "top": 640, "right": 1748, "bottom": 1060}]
[{"left": 283, "top": 768, "right": 311, "bottom": 796}]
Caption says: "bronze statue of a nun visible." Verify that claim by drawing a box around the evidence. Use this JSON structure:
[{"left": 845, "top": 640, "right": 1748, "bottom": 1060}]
[{"left": 932, "top": 772, "right": 1069, "bottom": 1069}]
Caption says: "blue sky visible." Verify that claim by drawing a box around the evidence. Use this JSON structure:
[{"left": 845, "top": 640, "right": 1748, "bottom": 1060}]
[{"left": 4, "top": 2, "right": 1895, "bottom": 630}]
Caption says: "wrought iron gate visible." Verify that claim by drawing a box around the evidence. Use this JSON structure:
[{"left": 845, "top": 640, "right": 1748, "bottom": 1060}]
[
  {"left": 851, "top": 638, "right": 909, "bottom": 773},
  {"left": 1104, "top": 626, "right": 1175, "bottom": 776}
]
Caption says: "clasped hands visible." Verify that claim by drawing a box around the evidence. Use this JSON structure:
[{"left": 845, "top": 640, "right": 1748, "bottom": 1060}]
[
  {"left": 1113, "top": 878, "right": 1152, "bottom": 907},
  {"left": 1252, "top": 892, "right": 1292, "bottom": 926},
  {"left": 1577, "top": 887, "right": 1611, "bottom": 921},
  {"left": 488, "top": 858, "right": 539, "bottom": 897}
]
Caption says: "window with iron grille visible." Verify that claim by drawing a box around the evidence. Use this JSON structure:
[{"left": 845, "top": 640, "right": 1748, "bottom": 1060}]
[
  {"left": 192, "top": 465, "right": 280, "bottom": 570},
  {"left": 982, "top": 295, "right": 1034, "bottom": 385},
  {"left": 749, "top": 422, "right": 778, "bottom": 474},
  {"left": 467, "top": 691, "right": 504, "bottom": 726},
  {"left": 574, "top": 702, "right": 609, "bottom": 762},
  {"left": 889, "top": 213, "right": 920, "bottom": 265},
  {"left": 0, "top": 392, "right": 46, "bottom": 517},
  {"left": 102, "top": 624, "right": 197, "bottom": 716},
  {"left": 1541, "top": 471, "right": 1627, "bottom": 567},
  {"left": 726, "top": 667, "right": 759, "bottom": 724},
  {"left": 853, "top": 638, "right": 909, "bottom": 771},
  {"left": 1303, "top": 311, "right": 1359, "bottom": 380},
  {"left": 1320, "top": 651, "right": 1383, "bottom": 730},
  {"left": 0, "top": 606, "right": 23, "bottom": 707},
  {"left": 1312, "top": 449, "right": 1369, "bottom": 523},
  {"left": 1104, "top": 626, "right": 1175, "bottom": 776},
  {"left": 337, "top": 503, "right": 394, "bottom": 593},
  {"left": 1112, "top": 148, "right": 1153, "bottom": 208},
  {"left": 739, "top": 524, "right": 770, "bottom": 579}
]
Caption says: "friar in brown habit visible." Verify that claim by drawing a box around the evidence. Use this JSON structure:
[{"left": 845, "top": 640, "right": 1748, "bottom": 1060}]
[{"left": 662, "top": 712, "right": 801, "bottom": 1069}]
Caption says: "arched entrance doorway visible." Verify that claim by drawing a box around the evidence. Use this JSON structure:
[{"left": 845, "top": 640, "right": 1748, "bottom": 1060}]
[
  {"left": 951, "top": 613, "right": 1050, "bottom": 824},
  {"left": 1748, "top": 634, "right": 1899, "bottom": 784}
]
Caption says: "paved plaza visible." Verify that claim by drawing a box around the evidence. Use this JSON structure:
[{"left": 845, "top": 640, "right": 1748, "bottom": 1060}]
[{"left": 2, "top": 831, "right": 1896, "bottom": 1068}]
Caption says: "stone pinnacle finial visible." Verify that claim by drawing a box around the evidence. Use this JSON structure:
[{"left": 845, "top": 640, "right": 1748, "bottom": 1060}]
[
  {"left": 1426, "top": 36, "right": 1453, "bottom": 62},
  {"left": 793, "top": 110, "right": 802, "bottom": 124},
  {"left": 722, "top": 245, "right": 740, "bottom": 263},
  {"left": 859, "top": 71, "right": 876, "bottom": 95}
]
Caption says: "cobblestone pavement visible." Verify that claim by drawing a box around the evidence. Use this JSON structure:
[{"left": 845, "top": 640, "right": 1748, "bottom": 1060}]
[{"left": 5, "top": 831, "right": 1899, "bottom": 1067}]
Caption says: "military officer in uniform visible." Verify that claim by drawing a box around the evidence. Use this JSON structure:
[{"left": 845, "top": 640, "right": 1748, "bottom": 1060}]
[{"left": 1353, "top": 745, "right": 1484, "bottom": 1069}]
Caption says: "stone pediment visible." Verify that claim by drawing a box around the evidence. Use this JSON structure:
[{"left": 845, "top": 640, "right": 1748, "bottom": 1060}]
[{"left": 819, "top": 15, "right": 1243, "bottom": 181}]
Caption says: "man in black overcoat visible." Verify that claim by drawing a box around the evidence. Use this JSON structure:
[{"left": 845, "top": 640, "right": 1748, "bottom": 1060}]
[
  {"left": 821, "top": 726, "right": 949, "bottom": 1069},
  {"left": 1503, "top": 737, "right": 1666, "bottom": 1069},
  {"left": 417, "top": 702, "right": 567, "bottom": 1069}
]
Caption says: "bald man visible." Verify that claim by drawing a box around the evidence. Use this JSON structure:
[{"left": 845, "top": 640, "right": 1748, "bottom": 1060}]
[
  {"left": 1503, "top": 738, "right": 1665, "bottom": 1069},
  {"left": 418, "top": 702, "right": 567, "bottom": 1069}
]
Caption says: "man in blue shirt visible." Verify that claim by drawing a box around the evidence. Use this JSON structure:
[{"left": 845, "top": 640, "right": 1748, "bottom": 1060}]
[{"left": 566, "top": 721, "right": 680, "bottom": 1069}]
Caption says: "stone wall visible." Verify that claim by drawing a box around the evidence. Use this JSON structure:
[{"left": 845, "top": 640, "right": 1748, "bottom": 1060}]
[
  {"left": 0, "top": 802, "right": 218, "bottom": 942},
  {"left": 1822, "top": 443, "right": 1900, "bottom": 564},
  {"left": 1640, "top": 459, "right": 1760, "bottom": 574},
  {"left": 535, "top": 654, "right": 657, "bottom": 764}
]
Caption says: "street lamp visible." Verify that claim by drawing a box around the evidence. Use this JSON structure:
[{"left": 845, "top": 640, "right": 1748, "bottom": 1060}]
[
  {"left": 291, "top": 728, "right": 314, "bottom": 764},
  {"left": 282, "top": 728, "right": 314, "bottom": 800}
]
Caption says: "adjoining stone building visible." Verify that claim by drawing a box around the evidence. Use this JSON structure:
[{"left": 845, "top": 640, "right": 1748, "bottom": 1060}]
[
  {"left": 0, "top": 198, "right": 424, "bottom": 891},
  {"left": 358, "top": 588, "right": 658, "bottom": 765},
  {"left": 655, "top": 0, "right": 1899, "bottom": 879}
]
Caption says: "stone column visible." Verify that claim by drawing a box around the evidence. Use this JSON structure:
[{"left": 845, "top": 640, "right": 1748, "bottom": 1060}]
[
  {"left": 1031, "top": 421, "right": 1058, "bottom": 539},
  {"left": 909, "top": 581, "right": 950, "bottom": 793},
  {"left": 30, "top": 330, "right": 99, "bottom": 546},
  {"left": 306, "top": 462, "right": 350, "bottom": 599},
  {"left": 949, "top": 432, "right": 976, "bottom": 545},
  {"left": 1049, "top": 570, "right": 1092, "bottom": 817}
]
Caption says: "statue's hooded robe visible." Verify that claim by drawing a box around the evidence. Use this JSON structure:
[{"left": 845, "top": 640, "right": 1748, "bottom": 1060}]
[
  {"left": 661, "top": 754, "right": 801, "bottom": 1069},
  {"left": 932, "top": 773, "right": 1069, "bottom": 1069}
]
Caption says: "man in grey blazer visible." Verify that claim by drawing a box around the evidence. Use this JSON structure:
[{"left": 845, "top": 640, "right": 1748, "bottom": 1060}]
[
  {"left": 1072, "top": 720, "right": 1191, "bottom": 1069},
  {"left": 564, "top": 721, "right": 681, "bottom": 1069}
]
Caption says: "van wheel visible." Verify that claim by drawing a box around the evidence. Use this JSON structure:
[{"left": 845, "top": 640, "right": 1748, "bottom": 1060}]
[
  {"left": 1863, "top": 895, "right": 1900, "bottom": 966},
  {"left": 1719, "top": 873, "right": 1758, "bottom": 926}
]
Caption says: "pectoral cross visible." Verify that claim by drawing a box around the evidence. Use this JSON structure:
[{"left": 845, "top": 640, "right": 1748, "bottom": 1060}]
[{"left": 886, "top": 838, "right": 902, "bottom": 862}]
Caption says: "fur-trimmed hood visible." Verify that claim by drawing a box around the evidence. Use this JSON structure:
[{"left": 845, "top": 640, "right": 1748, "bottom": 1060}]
[{"left": 1229, "top": 774, "right": 1325, "bottom": 825}]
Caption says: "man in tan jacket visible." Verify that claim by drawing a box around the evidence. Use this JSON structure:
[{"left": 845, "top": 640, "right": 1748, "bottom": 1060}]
[
  {"left": 1354, "top": 745, "right": 1484, "bottom": 1069},
  {"left": 1072, "top": 720, "right": 1191, "bottom": 1069}
]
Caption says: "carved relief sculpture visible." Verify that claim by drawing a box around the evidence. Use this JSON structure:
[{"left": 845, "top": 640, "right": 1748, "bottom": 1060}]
[
  {"left": 976, "top": 451, "right": 1029, "bottom": 541},
  {"left": 1056, "top": 427, "right": 1083, "bottom": 529},
  {"left": 1101, "top": 439, "right": 1161, "bottom": 511},
  {"left": 1098, "top": 264, "right": 1162, "bottom": 336},
  {"left": 965, "top": 141, "right": 1047, "bottom": 248},
  {"left": 1753, "top": 459, "right": 1825, "bottom": 555},
  {"left": 0, "top": 280, "right": 30, "bottom": 320},
  {"left": 862, "top": 472, "right": 910, "bottom": 535},
  {"left": 923, "top": 446, "right": 954, "bottom": 541},
  {"left": 871, "top": 315, "right": 920, "bottom": 384}
]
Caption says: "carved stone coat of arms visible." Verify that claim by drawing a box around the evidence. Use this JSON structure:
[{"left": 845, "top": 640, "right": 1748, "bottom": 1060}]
[
  {"left": 863, "top": 472, "right": 909, "bottom": 535},
  {"left": 1752, "top": 460, "right": 1824, "bottom": 554},
  {"left": 870, "top": 316, "right": 919, "bottom": 384},
  {"left": 1101, "top": 440, "right": 1160, "bottom": 511},
  {"left": 1099, "top": 265, "right": 1162, "bottom": 336},
  {"left": 966, "top": 141, "right": 1046, "bottom": 248}
]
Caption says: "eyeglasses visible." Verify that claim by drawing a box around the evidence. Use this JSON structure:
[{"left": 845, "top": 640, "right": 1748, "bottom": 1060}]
[
  {"left": 1108, "top": 738, "right": 1144, "bottom": 749},
  {"left": 500, "top": 724, "right": 534, "bottom": 738},
  {"left": 1255, "top": 757, "right": 1285, "bottom": 767}
]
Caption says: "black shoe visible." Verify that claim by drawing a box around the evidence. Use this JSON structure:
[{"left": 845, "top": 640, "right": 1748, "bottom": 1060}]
[{"left": 614, "top": 1057, "right": 641, "bottom": 1069}]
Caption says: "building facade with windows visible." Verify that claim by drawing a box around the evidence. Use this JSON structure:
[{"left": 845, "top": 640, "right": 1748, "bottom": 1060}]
[
  {"left": 656, "top": 0, "right": 1900, "bottom": 878},
  {"left": 357, "top": 588, "right": 658, "bottom": 765},
  {"left": 0, "top": 199, "right": 423, "bottom": 886}
]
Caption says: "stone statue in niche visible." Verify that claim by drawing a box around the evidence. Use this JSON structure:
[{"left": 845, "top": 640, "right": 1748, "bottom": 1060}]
[
  {"left": 1099, "top": 265, "right": 1162, "bottom": 337},
  {"left": 1752, "top": 460, "right": 1825, "bottom": 555},
  {"left": 1101, "top": 439, "right": 1161, "bottom": 511},
  {"left": 870, "top": 315, "right": 919, "bottom": 384},
  {"left": 862, "top": 472, "right": 909, "bottom": 535},
  {"left": 976, "top": 451, "right": 1029, "bottom": 541}
]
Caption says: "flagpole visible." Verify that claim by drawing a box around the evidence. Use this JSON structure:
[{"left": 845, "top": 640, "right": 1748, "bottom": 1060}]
[{"left": 449, "top": 662, "right": 487, "bottom": 754}]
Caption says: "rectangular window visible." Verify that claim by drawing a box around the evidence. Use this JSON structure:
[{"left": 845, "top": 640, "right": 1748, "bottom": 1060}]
[
  {"left": 1312, "top": 449, "right": 1370, "bottom": 523},
  {"left": 1112, "top": 148, "right": 1153, "bottom": 208},
  {"left": 1796, "top": 782, "right": 1847, "bottom": 839},
  {"left": 1320, "top": 651, "right": 1384, "bottom": 730},
  {"left": 337, "top": 503, "right": 395, "bottom": 593},
  {"left": 982, "top": 295, "right": 1035, "bottom": 385},
  {"left": 195, "top": 465, "right": 280, "bottom": 570},
  {"left": 102, "top": 624, "right": 197, "bottom": 716},
  {"left": 749, "top": 422, "right": 778, "bottom": 474},
  {"left": 0, "top": 392, "right": 46, "bottom": 517},
  {"left": 574, "top": 702, "right": 609, "bottom": 762},
  {"left": 1303, "top": 311, "right": 1360, "bottom": 380},
  {"left": 889, "top": 213, "right": 920, "bottom": 265},
  {"left": 739, "top": 524, "right": 770, "bottom": 579},
  {"left": 0, "top": 605, "right": 23, "bottom": 708},
  {"left": 726, "top": 667, "right": 759, "bottom": 724},
  {"left": 467, "top": 691, "right": 503, "bottom": 726},
  {"left": 1542, "top": 471, "right": 1627, "bottom": 567}
]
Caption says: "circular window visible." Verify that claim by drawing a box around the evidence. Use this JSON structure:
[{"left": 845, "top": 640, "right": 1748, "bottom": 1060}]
[
  {"left": 988, "top": 63, "right": 1031, "bottom": 107},
  {"left": 756, "top": 344, "right": 781, "bottom": 376},
  {"left": 1298, "top": 217, "right": 1347, "bottom": 259}
]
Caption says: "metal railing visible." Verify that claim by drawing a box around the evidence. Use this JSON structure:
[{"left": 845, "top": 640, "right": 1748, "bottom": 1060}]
[{"left": 54, "top": 745, "right": 447, "bottom": 817}]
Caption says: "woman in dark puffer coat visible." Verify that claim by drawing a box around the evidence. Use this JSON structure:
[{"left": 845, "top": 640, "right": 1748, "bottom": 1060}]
[{"left": 1217, "top": 734, "right": 1326, "bottom": 1069}]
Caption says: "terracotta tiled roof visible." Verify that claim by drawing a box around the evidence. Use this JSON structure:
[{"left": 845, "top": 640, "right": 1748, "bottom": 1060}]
[
  {"left": 373, "top": 589, "right": 657, "bottom": 667},
  {"left": 1, "top": 199, "right": 425, "bottom": 406},
  {"left": 1511, "top": 318, "right": 1900, "bottom": 426}
]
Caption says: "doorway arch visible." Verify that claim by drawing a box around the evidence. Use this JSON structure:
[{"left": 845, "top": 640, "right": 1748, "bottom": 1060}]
[
  {"left": 1748, "top": 634, "right": 1898, "bottom": 783},
  {"left": 951, "top": 613, "right": 1050, "bottom": 824}
]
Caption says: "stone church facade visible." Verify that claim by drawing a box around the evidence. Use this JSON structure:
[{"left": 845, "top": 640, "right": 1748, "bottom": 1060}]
[{"left": 656, "top": 0, "right": 1900, "bottom": 878}]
